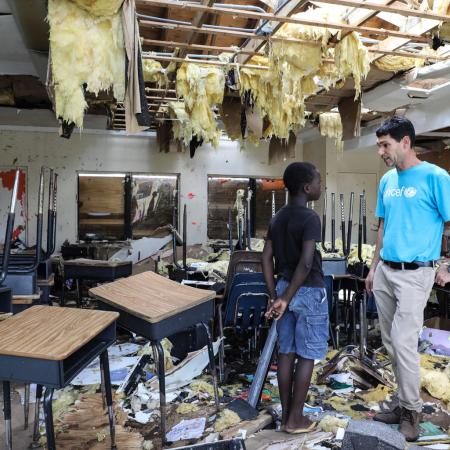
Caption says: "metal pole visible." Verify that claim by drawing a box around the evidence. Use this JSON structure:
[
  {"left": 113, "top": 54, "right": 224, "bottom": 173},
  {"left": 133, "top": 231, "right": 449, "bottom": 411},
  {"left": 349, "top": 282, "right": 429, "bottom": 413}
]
[
  {"left": 331, "top": 193, "right": 336, "bottom": 252},
  {"left": 362, "top": 190, "right": 367, "bottom": 244},
  {"left": 182, "top": 204, "right": 187, "bottom": 269},
  {"left": 271, "top": 190, "right": 276, "bottom": 217},
  {"left": 347, "top": 192, "right": 354, "bottom": 256},
  {"left": 340, "top": 194, "right": 346, "bottom": 255},
  {"left": 321, "top": 188, "right": 328, "bottom": 252},
  {"left": 358, "top": 194, "right": 363, "bottom": 262}
]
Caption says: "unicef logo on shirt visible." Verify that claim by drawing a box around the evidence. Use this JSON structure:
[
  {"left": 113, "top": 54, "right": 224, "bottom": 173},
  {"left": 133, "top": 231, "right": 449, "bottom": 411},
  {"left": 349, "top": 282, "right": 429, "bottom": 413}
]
[
  {"left": 404, "top": 187, "right": 417, "bottom": 198},
  {"left": 385, "top": 186, "right": 417, "bottom": 198}
]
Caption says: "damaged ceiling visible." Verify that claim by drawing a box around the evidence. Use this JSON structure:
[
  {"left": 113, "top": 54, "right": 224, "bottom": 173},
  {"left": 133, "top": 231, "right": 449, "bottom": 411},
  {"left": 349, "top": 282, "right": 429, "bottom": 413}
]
[{"left": 1, "top": 0, "right": 450, "bottom": 148}]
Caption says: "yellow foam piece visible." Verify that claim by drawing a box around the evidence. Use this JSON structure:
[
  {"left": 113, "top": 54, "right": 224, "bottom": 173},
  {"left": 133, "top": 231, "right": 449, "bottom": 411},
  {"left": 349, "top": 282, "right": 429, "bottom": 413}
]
[
  {"left": 48, "top": 0, "right": 125, "bottom": 128},
  {"left": 357, "top": 384, "right": 392, "bottom": 403}
]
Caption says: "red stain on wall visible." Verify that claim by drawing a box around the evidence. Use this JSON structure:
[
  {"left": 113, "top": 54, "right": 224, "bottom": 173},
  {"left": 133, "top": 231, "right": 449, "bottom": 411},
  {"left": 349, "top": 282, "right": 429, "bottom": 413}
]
[
  {"left": 0, "top": 169, "right": 26, "bottom": 201},
  {"left": 0, "top": 169, "right": 26, "bottom": 240}
]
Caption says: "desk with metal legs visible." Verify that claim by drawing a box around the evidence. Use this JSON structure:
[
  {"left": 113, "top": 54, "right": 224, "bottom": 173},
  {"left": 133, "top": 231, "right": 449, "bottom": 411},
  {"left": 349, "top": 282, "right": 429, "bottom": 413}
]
[
  {"left": 90, "top": 271, "right": 220, "bottom": 444},
  {"left": 0, "top": 306, "right": 119, "bottom": 450}
]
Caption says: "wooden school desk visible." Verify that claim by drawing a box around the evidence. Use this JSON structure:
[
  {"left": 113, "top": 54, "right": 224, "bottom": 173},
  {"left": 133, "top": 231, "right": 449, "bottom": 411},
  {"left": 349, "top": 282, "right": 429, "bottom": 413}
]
[
  {"left": 90, "top": 271, "right": 219, "bottom": 443},
  {"left": 0, "top": 306, "right": 119, "bottom": 450}
]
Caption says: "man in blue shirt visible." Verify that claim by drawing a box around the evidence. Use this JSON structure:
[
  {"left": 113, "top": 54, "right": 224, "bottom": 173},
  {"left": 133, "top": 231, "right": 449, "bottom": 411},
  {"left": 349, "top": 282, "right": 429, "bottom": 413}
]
[{"left": 365, "top": 116, "right": 450, "bottom": 441}]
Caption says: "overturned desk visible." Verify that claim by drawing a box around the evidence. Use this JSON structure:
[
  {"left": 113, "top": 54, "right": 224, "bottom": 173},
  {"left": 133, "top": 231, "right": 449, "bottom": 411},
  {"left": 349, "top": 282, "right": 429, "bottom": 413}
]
[
  {"left": 90, "top": 271, "right": 219, "bottom": 442},
  {"left": 0, "top": 305, "right": 119, "bottom": 450}
]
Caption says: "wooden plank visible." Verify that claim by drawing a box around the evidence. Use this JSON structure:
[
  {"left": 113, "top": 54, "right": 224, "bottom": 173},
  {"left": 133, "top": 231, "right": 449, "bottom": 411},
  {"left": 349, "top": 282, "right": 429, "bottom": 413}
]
[
  {"left": 0, "top": 306, "right": 118, "bottom": 360},
  {"left": 89, "top": 271, "right": 215, "bottom": 324},
  {"left": 138, "top": 0, "right": 431, "bottom": 42},
  {"left": 338, "top": 96, "right": 361, "bottom": 139}
]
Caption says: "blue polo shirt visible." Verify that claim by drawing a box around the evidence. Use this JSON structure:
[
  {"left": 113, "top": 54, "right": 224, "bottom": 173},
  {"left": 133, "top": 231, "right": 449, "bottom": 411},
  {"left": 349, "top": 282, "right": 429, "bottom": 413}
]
[{"left": 375, "top": 161, "right": 450, "bottom": 262}]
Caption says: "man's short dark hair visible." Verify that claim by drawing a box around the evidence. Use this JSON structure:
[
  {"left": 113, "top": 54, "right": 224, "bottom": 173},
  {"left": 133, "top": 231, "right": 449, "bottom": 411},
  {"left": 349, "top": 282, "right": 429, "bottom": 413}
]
[
  {"left": 376, "top": 116, "right": 415, "bottom": 148},
  {"left": 283, "top": 162, "right": 317, "bottom": 196}
]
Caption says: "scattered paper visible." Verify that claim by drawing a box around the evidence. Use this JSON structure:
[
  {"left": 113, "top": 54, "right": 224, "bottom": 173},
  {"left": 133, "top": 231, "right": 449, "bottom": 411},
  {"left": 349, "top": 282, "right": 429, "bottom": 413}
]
[
  {"left": 71, "top": 356, "right": 140, "bottom": 386},
  {"left": 166, "top": 417, "right": 206, "bottom": 442}
]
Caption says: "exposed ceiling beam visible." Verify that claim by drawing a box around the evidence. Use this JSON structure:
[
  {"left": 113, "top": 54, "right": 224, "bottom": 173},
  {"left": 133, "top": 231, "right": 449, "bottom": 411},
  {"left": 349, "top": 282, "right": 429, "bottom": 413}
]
[
  {"left": 138, "top": 0, "right": 431, "bottom": 42},
  {"left": 142, "top": 38, "right": 448, "bottom": 61},
  {"left": 313, "top": 0, "right": 450, "bottom": 22},
  {"left": 237, "top": 0, "right": 310, "bottom": 64}
]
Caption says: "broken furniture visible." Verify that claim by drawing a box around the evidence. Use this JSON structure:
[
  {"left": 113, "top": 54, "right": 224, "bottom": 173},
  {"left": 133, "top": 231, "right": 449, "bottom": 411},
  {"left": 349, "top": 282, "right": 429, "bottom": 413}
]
[
  {"left": 89, "top": 271, "right": 220, "bottom": 444},
  {"left": 216, "top": 250, "right": 264, "bottom": 380},
  {"left": 434, "top": 282, "right": 450, "bottom": 319},
  {"left": 222, "top": 272, "right": 269, "bottom": 358},
  {"left": 0, "top": 305, "right": 119, "bottom": 450},
  {"left": 60, "top": 258, "right": 132, "bottom": 307}
]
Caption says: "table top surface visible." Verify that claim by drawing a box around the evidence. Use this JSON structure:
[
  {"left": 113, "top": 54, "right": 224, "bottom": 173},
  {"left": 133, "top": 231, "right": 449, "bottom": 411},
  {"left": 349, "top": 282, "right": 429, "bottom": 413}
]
[
  {"left": 90, "top": 271, "right": 215, "bottom": 324},
  {"left": 64, "top": 258, "right": 132, "bottom": 267},
  {"left": 0, "top": 306, "right": 119, "bottom": 360}
]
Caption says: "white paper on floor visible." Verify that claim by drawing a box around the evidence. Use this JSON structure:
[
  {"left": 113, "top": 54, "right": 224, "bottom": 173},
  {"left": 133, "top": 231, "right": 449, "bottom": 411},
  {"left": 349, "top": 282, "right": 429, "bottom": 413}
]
[
  {"left": 148, "top": 339, "right": 221, "bottom": 392},
  {"left": 166, "top": 417, "right": 206, "bottom": 442},
  {"left": 71, "top": 356, "right": 141, "bottom": 386}
]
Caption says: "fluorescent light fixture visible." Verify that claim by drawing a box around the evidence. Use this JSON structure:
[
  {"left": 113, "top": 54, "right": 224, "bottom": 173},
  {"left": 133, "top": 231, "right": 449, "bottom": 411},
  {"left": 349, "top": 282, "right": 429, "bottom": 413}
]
[
  {"left": 209, "top": 177, "right": 250, "bottom": 182},
  {"left": 78, "top": 173, "right": 125, "bottom": 177},
  {"left": 132, "top": 175, "right": 178, "bottom": 180}
]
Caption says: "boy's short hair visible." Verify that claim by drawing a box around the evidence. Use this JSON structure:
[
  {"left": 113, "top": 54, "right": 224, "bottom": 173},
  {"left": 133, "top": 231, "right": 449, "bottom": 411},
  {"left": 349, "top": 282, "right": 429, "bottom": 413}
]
[
  {"left": 375, "top": 116, "right": 415, "bottom": 148},
  {"left": 283, "top": 162, "right": 317, "bottom": 196}
]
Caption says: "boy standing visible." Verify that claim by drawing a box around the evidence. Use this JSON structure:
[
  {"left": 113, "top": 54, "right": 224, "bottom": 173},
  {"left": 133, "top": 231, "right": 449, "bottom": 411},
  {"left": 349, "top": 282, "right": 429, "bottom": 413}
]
[{"left": 263, "top": 162, "right": 328, "bottom": 433}]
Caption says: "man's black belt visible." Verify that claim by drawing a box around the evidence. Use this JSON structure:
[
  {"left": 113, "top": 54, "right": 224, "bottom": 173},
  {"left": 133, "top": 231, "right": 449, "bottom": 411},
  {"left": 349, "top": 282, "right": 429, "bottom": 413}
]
[{"left": 382, "top": 259, "right": 436, "bottom": 270}]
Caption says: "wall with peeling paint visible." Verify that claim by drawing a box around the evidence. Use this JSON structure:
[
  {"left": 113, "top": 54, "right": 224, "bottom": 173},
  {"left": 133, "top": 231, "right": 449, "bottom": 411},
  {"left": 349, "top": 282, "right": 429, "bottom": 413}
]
[{"left": 0, "top": 129, "right": 303, "bottom": 250}]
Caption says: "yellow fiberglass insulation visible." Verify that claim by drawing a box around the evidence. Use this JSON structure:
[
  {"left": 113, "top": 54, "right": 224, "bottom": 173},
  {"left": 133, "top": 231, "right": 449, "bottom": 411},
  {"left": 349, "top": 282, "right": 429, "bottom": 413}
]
[
  {"left": 143, "top": 59, "right": 167, "bottom": 87},
  {"left": 70, "top": 0, "right": 123, "bottom": 16},
  {"left": 176, "top": 63, "right": 225, "bottom": 148},
  {"left": 48, "top": 0, "right": 125, "bottom": 129},
  {"left": 420, "top": 367, "right": 450, "bottom": 402},
  {"left": 433, "top": 0, "right": 450, "bottom": 14},
  {"left": 375, "top": 55, "right": 423, "bottom": 73},
  {"left": 239, "top": 55, "right": 306, "bottom": 139},
  {"left": 319, "top": 112, "right": 343, "bottom": 155},
  {"left": 168, "top": 101, "right": 193, "bottom": 146},
  {"left": 335, "top": 32, "right": 370, "bottom": 99}
]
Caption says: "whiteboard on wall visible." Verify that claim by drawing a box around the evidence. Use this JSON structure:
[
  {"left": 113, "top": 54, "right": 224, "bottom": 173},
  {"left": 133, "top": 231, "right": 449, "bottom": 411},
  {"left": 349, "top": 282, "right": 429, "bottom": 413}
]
[{"left": 0, "top": 167, "right": 27, "bottom": 245}]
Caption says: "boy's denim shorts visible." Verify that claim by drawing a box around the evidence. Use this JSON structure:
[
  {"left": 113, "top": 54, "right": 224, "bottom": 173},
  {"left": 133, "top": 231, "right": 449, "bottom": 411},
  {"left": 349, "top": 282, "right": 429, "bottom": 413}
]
[{"left": 276, "top": 278, "right": 329, "bottom": 360}]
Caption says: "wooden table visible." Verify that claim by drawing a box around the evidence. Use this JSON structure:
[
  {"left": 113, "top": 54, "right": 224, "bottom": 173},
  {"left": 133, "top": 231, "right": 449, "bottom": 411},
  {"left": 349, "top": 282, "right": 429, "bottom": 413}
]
[
  {"left": 0, "top": 306, "right": 119, "bottom": 450},
  {"left": 61, "top": 258, "right": 132, "bottom": 307},
  {"left": 90, "top": 271, "right": 219, "bottom": 443}
]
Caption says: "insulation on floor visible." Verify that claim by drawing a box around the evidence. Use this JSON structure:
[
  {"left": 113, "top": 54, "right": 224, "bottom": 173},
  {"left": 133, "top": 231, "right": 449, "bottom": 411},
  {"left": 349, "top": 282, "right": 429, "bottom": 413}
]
[
  {"left": 176, "top": 63, "right": 225, "bottom": 147},
  {"left": 47, "top": 0, "right": 125, "bottom": 128}
]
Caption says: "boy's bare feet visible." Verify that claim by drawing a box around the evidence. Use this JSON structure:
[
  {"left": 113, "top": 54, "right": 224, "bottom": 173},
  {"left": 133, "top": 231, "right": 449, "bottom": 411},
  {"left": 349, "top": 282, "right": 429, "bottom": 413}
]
[{"left": 285, "top": 415, "right": 313, "bottom": 433}]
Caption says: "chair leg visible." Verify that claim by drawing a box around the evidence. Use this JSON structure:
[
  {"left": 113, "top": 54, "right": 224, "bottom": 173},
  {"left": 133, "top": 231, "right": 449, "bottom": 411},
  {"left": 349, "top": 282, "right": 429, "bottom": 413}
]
[
  {"left": 100, "top": 350, "right": 117, "bottom": 450},
  {"left": 43, "top": 387, "right": 55, "bottom": 450},
  {"left": 153, "top": 341, "right": 167, "bottom": 445},
  {"left": 24, "top": 383, "right": 30, "bottom": 429},
  {"left": 3, "top": 381, "right": 12, "bottom": 450},
  {"left": 31, "top": 385, "right": 43, "bottom": 448},
  {"left": 201, "top": 322, "right": 220, "bottom": 411}
]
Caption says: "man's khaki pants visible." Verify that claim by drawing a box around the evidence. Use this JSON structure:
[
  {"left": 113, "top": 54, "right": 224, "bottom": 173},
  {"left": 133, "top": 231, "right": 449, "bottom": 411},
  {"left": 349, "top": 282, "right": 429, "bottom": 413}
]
[{"left": 373, "top": 261, "right": 435, "bottom": 412}]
